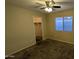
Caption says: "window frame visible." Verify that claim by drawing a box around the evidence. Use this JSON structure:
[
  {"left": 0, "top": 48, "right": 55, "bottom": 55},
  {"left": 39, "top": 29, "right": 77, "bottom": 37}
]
[{"left": 55, "top": 16, "right": 73, "bottom": 32}]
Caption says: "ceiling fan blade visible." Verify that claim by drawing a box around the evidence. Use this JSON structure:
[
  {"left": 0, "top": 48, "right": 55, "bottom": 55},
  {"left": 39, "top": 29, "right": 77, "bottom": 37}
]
[
  {"left": 35, "top": 2, "right": 45, "bottom": 6},
  {"left": 51, "top": 0, "right": 55, "bottom": 4},
  {"left": 40, "top": 7, "right": 46, "bottom": 9},
  {"left": 34, "top": 2, "right": 46, "bottom": 8},
  {"left": 45, "top": 1, "right": 50, "bottom": 7},
  {"left": 53, "top": 6, "right": 61, "bottom": 8}
]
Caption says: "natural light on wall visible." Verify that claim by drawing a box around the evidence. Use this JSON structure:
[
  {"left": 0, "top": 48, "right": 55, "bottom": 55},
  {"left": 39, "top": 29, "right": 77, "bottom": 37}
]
[{"left": 45, "top": 8, "right": 52, "bottom": 12}]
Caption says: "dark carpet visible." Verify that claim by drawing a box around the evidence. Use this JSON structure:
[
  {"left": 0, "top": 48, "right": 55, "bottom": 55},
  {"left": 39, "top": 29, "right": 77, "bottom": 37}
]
[
  {"left": 6, "top": 39, "right": 74, "bottom": 59},
  {"left": 23, "top": 39, "right": 74, "bottom": 59}
]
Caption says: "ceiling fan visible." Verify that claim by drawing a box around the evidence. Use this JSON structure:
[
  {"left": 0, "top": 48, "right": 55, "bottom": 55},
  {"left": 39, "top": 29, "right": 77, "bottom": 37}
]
[{"left": 35, "top": 0, "right": 61, "bottom": 12}]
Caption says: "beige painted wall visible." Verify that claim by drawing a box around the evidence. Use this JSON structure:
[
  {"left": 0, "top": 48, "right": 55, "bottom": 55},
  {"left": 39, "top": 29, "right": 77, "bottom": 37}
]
[
  {"left": 5, "top": 4, "right": 47, "bottom": 55},
  {"left": 46, "top": 9, "right": 74, "bottom": 44}
]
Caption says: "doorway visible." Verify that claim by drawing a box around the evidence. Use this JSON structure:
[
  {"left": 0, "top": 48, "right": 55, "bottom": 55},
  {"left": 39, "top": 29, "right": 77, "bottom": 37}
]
[{"left": 33, "top": 16, "right": 43, "bottom": 44}]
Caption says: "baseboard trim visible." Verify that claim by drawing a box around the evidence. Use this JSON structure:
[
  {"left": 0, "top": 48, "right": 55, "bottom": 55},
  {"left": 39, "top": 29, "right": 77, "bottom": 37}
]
[
  {"left": 5, "top": 43, "right": 36, "bottom": 58},
  {"left": 46, "top": 38, "right": 74, "bottom": 45}
]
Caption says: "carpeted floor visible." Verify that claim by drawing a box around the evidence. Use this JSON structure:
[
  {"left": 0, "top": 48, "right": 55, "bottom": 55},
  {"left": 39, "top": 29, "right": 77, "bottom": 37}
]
[
  {"left": 6, "top": 39, "right": 74, "bottom": 59},
  {"left": 23, "top": 39, "right": 74, "bottom": 59}
]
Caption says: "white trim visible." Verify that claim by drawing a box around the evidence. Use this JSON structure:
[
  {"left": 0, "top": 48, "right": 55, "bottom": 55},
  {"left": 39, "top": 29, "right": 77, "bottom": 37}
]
[
  {"left": 5, "top": 47, "right": 27, "bottom": 57},
  {"left": 5, "top": 43, "right": 35, "bottom": 58},
  {"left": 48, "top": 37, "right": 73, "bottom": 44},
  {"left": 32, "top": 16, "right": 45, "bottom": 40},
  {"left": 41, "top": 17, "right": 45, "bottom": 40}
]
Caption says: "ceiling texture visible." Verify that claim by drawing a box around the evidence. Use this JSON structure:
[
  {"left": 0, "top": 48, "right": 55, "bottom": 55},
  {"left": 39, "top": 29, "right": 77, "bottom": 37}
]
[{"left": 6, "top": 0, "right": 74, "bottom": 13}]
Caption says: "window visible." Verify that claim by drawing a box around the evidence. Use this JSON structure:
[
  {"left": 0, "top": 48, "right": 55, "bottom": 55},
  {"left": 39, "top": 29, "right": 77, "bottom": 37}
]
[
  {"left": 55, "top": 16, "right": 72, "bottom": 32},
  {"left": 55, "top": 17, "right": 63, "bottom": 31},
  {"left": 64, "top": 16, "right": 72, "bottom": 32}
]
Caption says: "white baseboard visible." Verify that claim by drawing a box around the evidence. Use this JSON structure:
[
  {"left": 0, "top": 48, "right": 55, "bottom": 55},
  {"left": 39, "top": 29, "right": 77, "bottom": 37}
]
[
  {"left": 47, "top": 37, "right": 73, "bottom": 44},
  {"left": 5, "top": 43, "right": 36, "bottom": 58}
]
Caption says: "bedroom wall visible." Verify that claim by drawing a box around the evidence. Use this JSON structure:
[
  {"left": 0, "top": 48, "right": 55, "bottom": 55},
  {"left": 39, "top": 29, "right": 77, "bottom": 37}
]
[
  {"left": 46, "top": 9, "right": 74, "bottom": 44},
  {"left": 5, "top": 4, "right": 47, "bottom": 56}
]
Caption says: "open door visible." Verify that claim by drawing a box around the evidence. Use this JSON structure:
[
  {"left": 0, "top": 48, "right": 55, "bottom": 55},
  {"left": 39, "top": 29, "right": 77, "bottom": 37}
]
[
  {"left": 33, "top": 16, "right": 43, "bottom": 44},
  {"left": 34, "top": 23, "right": 42, "bottom": 42}
]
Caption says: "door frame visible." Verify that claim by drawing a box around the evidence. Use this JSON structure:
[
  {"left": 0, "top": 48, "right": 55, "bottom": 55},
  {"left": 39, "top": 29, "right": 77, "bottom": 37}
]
[{"left": 33, "top": 16, "right": 45, "bottom": 41}]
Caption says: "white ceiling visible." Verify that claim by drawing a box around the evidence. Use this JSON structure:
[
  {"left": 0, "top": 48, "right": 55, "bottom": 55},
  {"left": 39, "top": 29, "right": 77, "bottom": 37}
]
[{"left": 6, "top": 0, "right": 74, "bottom": 13}]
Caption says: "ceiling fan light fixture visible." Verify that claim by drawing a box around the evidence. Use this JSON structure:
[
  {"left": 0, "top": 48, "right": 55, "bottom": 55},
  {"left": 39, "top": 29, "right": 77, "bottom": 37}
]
[{"left": 45, "top": 7, "right": 52, "bottom": 12}]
